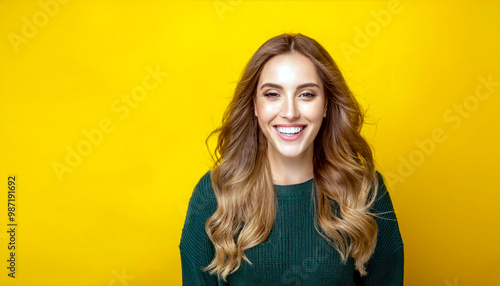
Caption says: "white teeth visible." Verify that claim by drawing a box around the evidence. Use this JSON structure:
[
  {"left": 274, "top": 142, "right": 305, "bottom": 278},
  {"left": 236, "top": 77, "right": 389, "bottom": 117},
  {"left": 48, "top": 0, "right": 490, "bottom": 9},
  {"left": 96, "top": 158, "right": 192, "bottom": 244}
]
[{"left": 276, "top": 126, "right": 304, "bottom": 135}]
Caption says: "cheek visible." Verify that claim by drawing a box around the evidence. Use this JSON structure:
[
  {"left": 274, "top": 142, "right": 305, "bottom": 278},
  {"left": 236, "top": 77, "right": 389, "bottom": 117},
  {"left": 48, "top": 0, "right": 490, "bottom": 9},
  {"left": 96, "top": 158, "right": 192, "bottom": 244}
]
[
  {"left": 255, "top": 102, "right": 279, "bottom": 121},
  {"left": 302, "top": 103, "right": 326, "bottom": 122}
]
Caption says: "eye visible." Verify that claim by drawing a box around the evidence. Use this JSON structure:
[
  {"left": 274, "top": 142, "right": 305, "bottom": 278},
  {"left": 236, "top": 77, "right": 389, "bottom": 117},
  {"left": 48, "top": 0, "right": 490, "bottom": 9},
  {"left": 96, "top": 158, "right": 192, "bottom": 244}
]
[
  {"left": 299, "top": 93, "right": 316, "bottom": 98},
  {"left": 263, "top": 92, "right": 279, "bottom": 97}
]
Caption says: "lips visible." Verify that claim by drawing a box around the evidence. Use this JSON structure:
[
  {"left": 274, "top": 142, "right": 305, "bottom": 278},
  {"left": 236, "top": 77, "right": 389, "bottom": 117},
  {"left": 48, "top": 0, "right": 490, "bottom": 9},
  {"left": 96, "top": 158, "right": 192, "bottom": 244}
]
[
  {"left": 276, "top": 126, "right": 304, "bottom": 135},
  {"left": 273, "top": 125, "right": 307, "bottom": 141}
]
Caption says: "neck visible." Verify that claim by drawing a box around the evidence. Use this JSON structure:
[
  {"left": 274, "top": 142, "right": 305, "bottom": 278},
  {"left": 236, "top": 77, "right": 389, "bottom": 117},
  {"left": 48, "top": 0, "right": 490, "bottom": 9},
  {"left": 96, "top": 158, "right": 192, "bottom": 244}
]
[{"left": 267, "top": 146, "right": 314, "bottom": 185}]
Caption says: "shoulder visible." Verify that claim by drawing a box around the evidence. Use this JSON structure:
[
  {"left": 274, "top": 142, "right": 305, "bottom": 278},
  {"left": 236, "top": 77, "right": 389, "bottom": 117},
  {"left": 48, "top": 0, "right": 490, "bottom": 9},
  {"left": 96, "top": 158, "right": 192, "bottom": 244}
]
[
  {"left": 371, "top": 170, "right": 399, "bottom": 219},
  {"left": 179, "top": 170, "right": 218, "bottom": 266},
  {"left": 184, "top": 170, "right": 218, "bottom": 223},
  {"left": 370, "top": 170, "right": 404, "bottom": 259},
  {"left": 372, "top": 170, "right": 395, "bottom": 213},
  {"left": 192, "top": 170, "right": 217, "bottom": 200}
]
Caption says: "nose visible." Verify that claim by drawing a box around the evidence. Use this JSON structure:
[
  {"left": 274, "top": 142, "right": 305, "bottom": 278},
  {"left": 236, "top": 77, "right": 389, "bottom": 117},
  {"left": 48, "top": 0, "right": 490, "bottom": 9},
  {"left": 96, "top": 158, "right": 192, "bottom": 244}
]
[{"left": 281, "top": 97, "right": 300, "bottom": 120}]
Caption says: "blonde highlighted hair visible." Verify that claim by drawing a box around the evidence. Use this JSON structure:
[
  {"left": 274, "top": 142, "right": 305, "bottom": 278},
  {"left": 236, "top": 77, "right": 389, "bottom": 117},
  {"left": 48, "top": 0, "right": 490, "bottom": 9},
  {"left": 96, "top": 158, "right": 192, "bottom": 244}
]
[{"left": 203, "top": 33, "right": 380, "bottom": 282}]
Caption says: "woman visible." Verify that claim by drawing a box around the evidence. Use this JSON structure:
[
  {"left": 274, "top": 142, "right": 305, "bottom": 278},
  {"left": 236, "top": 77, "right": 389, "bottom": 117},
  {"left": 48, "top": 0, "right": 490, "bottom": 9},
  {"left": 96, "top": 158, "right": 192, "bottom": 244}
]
[{"left": 179, "top": 33, "right": 404, "bottom": 285}]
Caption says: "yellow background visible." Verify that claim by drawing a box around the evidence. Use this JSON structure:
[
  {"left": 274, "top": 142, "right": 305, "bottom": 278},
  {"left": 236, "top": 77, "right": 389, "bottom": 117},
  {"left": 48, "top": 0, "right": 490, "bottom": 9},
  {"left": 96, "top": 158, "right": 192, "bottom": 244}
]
[{"left": 1, "top": 0, "right": 499, "bottom": 285}]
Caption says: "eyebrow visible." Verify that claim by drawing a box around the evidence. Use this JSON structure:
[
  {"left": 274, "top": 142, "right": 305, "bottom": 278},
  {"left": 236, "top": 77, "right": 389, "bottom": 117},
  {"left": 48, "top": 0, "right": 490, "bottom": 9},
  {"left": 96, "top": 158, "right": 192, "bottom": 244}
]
[{"left": 259, "top": 82, "right": 321, "bottom": 91}]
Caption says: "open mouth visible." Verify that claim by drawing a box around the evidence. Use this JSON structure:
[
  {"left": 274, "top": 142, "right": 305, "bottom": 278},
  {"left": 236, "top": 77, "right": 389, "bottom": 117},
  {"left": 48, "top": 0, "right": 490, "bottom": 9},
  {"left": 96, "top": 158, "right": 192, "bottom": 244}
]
[{"left": 274, "top": 126, "right": 306, "bottom": 137}]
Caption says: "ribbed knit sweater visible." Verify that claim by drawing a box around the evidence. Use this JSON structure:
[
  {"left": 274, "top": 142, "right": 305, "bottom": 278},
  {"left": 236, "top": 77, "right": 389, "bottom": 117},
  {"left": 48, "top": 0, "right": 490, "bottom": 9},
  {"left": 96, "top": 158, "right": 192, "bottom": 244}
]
[{"left": 179, "top": 171, "right": 404, "bottom": 285}]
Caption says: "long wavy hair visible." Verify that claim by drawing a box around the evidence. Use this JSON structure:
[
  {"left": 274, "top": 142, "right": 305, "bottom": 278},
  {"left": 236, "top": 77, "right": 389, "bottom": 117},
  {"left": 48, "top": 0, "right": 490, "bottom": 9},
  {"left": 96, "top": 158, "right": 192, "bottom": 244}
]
[{"left": 203, "top": 33, "right": 380, "bottom": 282}]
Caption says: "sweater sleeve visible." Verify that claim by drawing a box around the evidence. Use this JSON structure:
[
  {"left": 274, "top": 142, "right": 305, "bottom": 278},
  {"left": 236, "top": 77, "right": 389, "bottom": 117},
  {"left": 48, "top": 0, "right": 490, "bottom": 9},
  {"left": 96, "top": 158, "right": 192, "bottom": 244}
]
[
  {"left": 354, "top": 171, "right": 405, "bottom": 286},
  {"left": 179, "top": 171, "right": 224, "bottom": 286}
]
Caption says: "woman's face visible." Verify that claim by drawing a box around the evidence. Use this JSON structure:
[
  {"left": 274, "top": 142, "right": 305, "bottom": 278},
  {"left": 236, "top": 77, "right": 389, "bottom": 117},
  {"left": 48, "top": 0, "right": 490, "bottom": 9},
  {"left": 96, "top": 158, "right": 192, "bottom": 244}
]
[{"left": 254, "top": 52, "right": 326, "bottom": 160}]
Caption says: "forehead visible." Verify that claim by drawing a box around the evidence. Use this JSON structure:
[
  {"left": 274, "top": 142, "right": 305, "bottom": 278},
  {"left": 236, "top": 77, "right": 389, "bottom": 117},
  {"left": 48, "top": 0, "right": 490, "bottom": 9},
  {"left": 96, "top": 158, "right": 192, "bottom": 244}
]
[{"left": 258, "top": 53, "right": 322, "bottom": 89}]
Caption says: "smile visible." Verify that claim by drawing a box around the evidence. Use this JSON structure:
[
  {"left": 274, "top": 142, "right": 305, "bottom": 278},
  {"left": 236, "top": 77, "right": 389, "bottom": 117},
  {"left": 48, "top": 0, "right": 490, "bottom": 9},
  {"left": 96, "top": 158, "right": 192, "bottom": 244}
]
[
  {"left": 276, "top": 126, "right": 304, "bottom": 135},
  {"left": 273, "top": 125, "right": 307, "bottom": 141}
]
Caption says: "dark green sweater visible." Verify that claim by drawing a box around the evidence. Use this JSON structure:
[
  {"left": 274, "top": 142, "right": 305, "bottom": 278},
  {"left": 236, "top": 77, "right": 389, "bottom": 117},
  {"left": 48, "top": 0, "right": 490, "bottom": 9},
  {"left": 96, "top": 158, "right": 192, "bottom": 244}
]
[{"left": 179, "top": 171, "right": 404, "bottom": 285}]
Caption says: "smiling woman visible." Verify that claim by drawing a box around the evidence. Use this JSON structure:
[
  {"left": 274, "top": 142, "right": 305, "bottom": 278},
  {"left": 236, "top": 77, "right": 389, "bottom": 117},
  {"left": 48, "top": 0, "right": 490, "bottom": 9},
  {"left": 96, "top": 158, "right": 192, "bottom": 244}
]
[
  {"left": 254, "top": 53, "right": 327, "bottom": 184},
  {"left": 179, "top": 33, "right": 404, "bottom": 285}
]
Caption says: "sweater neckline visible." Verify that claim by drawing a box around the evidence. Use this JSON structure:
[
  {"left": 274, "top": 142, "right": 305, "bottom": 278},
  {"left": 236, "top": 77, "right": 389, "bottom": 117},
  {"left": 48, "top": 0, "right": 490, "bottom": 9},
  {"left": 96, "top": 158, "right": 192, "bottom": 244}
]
[{"left": 273, "top": 178, "right": 315, "bottom": 198}]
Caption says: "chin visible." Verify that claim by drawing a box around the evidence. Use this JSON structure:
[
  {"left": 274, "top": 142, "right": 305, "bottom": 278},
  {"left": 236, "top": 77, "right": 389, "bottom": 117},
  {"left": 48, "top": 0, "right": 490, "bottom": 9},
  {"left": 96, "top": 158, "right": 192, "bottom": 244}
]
[{"left": 274, "top": 146, "right": 306, "bottom": 159}]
